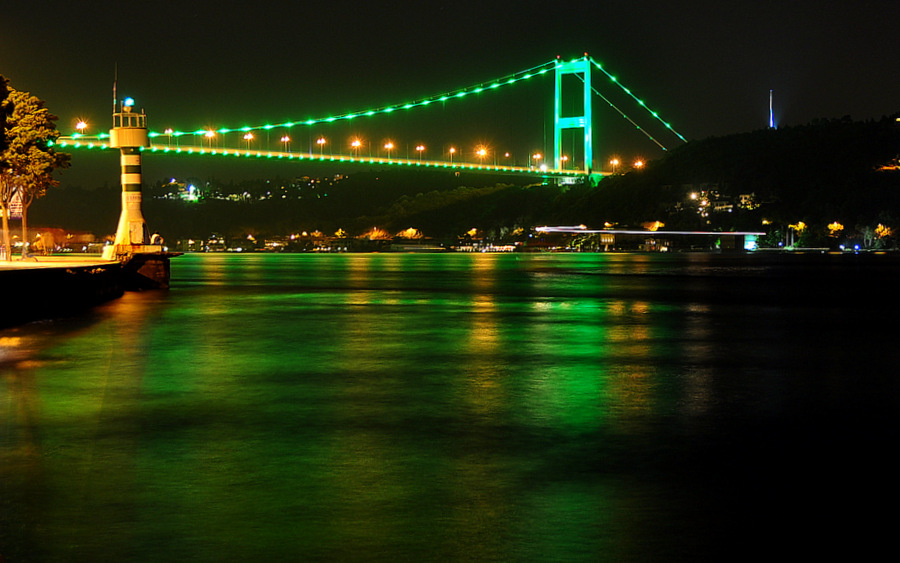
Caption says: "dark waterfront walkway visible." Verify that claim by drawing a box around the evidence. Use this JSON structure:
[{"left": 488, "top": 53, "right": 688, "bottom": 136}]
[
  {"left": 0, "top": 256, "right": 123, "bottom": 327},
  {"left": 0, "top": 255, "right": 114, "bottom": 268}
]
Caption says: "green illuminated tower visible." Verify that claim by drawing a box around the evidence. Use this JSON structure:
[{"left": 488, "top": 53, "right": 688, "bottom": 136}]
[{"left": 554, "top": 56, "right": 593, "bottom": 173}]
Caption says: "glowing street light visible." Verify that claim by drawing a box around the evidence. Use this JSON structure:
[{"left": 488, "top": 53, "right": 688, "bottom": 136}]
[
  {"left": 448, "top": 146, "right": 456, "bottom": 163},
  {"left": 164, "top": 128, "right": 174, "bottom": 147},
  {"left": 415, "top": 144, "right": 425, "bottom": 161},
  {"left": 827, "top": 221, "right": 844, "bottom": 236},
  {"left": 384, "top": 141, "right": 395, "bottom": 158},
  {"left": 75, "top": 119, "right": 88, "bottom": 136},
  {"left": 243, "top": 132, "right": 254, "bottom": 150},
  {"left": 788, "top": 221, "right": 807, "bottom": 247},
  {"left": 634, "top": 159, "right": 645, "bottom": 169},
  {"left": 560, "top": 155, "right": 569, "bottom": 169},
  {"left": 351, "top": 138, "right": 362, "bottom": 157},
  {"left": 204, "top": 130, "right": 215, "bottom": 148},
  {"left": 281, "top": 135, "right": 291, "bottom": 153},
  {"left": 316, "top": 136, "right": 326, "bottom": 155},
  {"left": 530, "top": 152, "right": 542, "bottom": 168},
  {"left": 610, "top": 158, "right": 620, "bottom": 173},
  {"left": 476, "top": 146, "right": 487, "bottom": 164}
]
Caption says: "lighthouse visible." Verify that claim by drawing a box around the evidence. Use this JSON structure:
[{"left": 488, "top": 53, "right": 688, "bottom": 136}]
[
  {"left": 103, "top": 96, "right": 150, "bottom": 260},
  {"left": 102, "top": 95, "right": 178, "bottom": 287}
]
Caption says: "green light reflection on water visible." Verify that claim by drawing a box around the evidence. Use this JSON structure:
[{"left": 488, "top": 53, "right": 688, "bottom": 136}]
[{"left": 1, "top": 252, "right": 692, "bottom": 560}]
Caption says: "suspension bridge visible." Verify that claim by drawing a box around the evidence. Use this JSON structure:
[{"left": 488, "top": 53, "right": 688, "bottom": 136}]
[{"left": 54, "top": 55, "right": 686, "bottom": 181}]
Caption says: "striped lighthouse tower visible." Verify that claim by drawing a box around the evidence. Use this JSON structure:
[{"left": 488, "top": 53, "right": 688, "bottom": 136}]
[{"left": 102, "top": 96, "right": 151, "bottom": 261}]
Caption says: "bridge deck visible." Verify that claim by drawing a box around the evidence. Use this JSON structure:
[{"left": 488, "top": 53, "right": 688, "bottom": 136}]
[{"left": 55, "top": 137, "right": 600, "bottom": 178}]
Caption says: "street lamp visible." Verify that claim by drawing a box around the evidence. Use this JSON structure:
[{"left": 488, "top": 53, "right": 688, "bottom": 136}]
[
  {"left": 75, "top": 120, "right": 88, "bottom": 136},
  {"left": 204, "top": 130, "right": 215, "bottom": 148},
  {"left": 351, "top": 138, "right": 362, "bottom": 157},
  {"left": 281, "top": 135, "right": 291, "bottom": 153},
  {"left": 531, "top": 152, "right": 542, "bottom": 168},
  {"left": 164, "top": 128, "right": 174, "bottom": 147},
  {"left": 316, "top": 137, "right": 326, "bottom": 155},
  {"left": 609, "top": 158, "right": 620, "bottom": 173},
  {"left": 560, "top": 155, "right": 569, "bottom": 169},
  {"left": 448, "top": 146, "right": 456, "bottom": 163},
  {"left": 384, "top": 141, "right": 394, "bottom": 159},
  {"left": 476, "top": 147, "right": 487, "bottom": 164},
  {"left": 243, "top": 132, "right": 254, "bottom": 150},
  {"left": 634, "top": 159, "right": 645, "bottom": 169},
  {"left": 415, "top": 144, "right": 425, "bottom": 161}
]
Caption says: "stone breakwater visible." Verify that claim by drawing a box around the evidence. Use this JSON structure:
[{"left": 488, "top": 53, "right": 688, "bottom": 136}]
[{"left": 0, "top": 258, "right": 124, "bottom": 328}]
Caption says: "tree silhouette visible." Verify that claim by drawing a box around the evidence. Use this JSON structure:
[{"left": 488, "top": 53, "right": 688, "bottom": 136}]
[{"left": 0, "top": 85, "right": 70, "bottom": 259}]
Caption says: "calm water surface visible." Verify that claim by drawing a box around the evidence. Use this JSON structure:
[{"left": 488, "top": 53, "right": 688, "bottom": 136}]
[{"left": 2, "top": 252, "right": 898, "bottom": 561}]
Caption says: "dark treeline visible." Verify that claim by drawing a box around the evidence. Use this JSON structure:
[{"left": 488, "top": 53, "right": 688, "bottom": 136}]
[
  {"left": 31, "top": 114, "right": 900, "bottom": 246},
  {"left": 31, "top": 169, "right": 563, "bottom": 241},
  {"left": 551, "top": 114, "right": 900, "bottom": 239}
]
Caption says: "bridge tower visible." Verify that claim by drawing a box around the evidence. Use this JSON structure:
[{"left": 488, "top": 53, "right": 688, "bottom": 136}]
[{"left": 553, "top": 55, "right": 593, "bottom": 174}]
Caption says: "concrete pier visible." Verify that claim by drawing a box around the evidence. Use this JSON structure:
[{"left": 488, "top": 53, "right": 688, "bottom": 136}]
[
  {"left": 121, "top": 251, "right": 181, "bottom": 289},
  {"left": 0, "top": 257, "right": 124, "bottom": 328}
]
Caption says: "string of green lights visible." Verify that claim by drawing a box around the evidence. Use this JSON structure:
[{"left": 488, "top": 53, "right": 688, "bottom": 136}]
[
  {"left": 586, "top": 80, "right": 669, "bottom": 150},
  {"left": 158, "top": 59, "right": 560, "bottom": 141},
  {"left": 62, "top": 56, "right": 687, "bottom": 154},
  {"left": 50, "top": 140, "right": 586, "bottom": 177},
  {"left": 589, "top": 57, "right": 688, "bottom": 144}
]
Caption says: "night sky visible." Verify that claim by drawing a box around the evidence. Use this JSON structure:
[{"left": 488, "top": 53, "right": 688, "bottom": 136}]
[{"left": 3, "top": 0, "right": 899, "bottom": 187}]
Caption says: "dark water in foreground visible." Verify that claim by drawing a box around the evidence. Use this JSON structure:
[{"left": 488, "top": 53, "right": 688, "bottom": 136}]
[{"left": 2, "top": 252, "right": 898, "bottom": 561}]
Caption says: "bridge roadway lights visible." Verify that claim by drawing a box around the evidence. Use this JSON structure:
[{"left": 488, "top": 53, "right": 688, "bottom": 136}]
[{"left": 55, "top": 138, "right": 593, "bottom": 184}]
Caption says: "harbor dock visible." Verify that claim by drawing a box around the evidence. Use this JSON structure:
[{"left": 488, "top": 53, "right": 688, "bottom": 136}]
[{"left": 0, "top": 256, "right": 124, "bottom": 328}]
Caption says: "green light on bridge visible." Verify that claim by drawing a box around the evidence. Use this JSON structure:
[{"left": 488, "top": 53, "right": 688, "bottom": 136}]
[
  {"left": 590, "top": 57, "right": 687, "bottom": 143},
  {"left": 68, "top": 56, "right": 688, "bottom": 165},
  {"left": 147, "top": 59, "right": 558, "bottom": 138}
]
